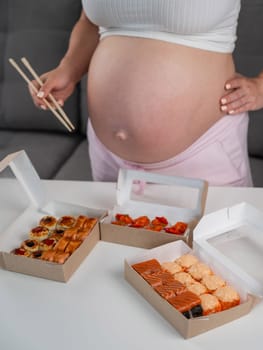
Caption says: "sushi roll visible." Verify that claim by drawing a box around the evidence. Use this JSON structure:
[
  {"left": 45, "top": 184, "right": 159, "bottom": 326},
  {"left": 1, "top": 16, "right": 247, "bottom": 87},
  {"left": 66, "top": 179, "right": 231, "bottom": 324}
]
[
  {"left": 39, "top": 215, "right": 57, "bottom": 231},
  {"left": 213, "top": 286, "right": 240, "bottom": 310},
  {"left": 200, "top": 293, "right": 222, "bottom": 315},
  {"left": 175, "top": 254, "right": 199, "bottom": 271}
]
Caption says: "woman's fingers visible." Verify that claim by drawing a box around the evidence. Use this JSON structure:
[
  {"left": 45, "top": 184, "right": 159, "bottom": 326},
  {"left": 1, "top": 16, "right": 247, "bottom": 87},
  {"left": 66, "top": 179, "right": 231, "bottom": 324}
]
[
  {"left": 27, "top": 79, "right": 47, "bottom": 109},
  {"left": 28, "top": 75, "right": 65, "bottom": 110},
  {"left": 220, "top": 75, "right": 263, "bottom": 114}
]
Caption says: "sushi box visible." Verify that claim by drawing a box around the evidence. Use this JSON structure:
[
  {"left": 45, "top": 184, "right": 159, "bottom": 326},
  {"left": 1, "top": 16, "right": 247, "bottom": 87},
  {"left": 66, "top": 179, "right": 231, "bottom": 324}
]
[
  {"left": 124, "top": 202, "right": 263, "bottom": 338},
  {"left": 0, "top": 150, "right": 105, "bottom": 282},
  {"left": 100, "top": 168, "right": 208, "bottom": 248}
]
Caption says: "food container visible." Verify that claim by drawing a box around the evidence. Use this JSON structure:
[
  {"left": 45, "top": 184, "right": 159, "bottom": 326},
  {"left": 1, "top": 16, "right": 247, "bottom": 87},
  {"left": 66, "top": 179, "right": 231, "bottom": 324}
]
[
  {"left": 100, "top": 168, "right": 208, "bottom": 248},
  {"left": 125, "top": 202, "right": 263, "bottom": 338},
  {"left": 0, "top": 150, "right": 105, "bottom": 282}
]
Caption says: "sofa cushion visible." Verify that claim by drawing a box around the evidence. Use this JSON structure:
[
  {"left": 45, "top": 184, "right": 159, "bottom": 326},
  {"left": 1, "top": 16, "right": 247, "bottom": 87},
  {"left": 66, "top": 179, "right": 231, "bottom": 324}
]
[
  {"left": 249, "top": 156, "right": 263, "bottom": 187},
  {"left": 233, "top": 0, "right": 263, "bottom": 161},
  {"left": 0, "top": 130, "right": 83, "bottom": 179},
  {"left": 54, "top": 140, "right": 92, "bottom": 181}
]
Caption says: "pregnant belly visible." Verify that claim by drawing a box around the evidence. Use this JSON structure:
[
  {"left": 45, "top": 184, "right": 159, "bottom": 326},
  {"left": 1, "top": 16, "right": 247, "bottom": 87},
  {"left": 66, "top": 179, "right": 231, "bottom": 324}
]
[{"left": 87, "top": 37, "right": 235, "bottom": 162}]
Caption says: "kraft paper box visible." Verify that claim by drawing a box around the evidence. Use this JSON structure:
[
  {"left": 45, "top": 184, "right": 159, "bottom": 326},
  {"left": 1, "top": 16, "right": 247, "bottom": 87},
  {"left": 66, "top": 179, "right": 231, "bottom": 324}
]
[
  {"left": 125, "top": 202, "right": 263, "bottom": 338},
  {"left": 0, "top": 150, "right": 105, "bottom": 282},
  {"left": 100, "top": 169, "right": 208, "bottom": 249}
]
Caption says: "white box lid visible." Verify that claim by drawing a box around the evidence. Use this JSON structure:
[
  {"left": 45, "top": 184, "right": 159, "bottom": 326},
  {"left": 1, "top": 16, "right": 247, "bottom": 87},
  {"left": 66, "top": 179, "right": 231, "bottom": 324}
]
[
  {"left": 193, "top": 202, "right": 263, "bottom": 297},
  {"left": 114, "top": 169, "right": 207, "bottom": 223},
  {"left": 0, "top": 150, "right": 105, "bottom": 252},
  {"left": 0, "top": 150, "right": 46, "bottom": 208}
]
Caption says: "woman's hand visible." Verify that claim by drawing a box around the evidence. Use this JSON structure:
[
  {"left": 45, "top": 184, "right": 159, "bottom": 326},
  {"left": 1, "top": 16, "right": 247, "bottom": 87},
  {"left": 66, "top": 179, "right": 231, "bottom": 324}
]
[
  {"left": 28, "top": 65, "right": 77, "bottom": 110},
  {"left": 220, "top": 73, "right": 263, "bottom": 115}
]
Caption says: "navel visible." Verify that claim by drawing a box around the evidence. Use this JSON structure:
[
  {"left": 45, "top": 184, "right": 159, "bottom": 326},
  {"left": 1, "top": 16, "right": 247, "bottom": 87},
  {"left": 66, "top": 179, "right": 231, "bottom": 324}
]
[{"left": 115, "top": 129, "right": 128, "bottom": 141}]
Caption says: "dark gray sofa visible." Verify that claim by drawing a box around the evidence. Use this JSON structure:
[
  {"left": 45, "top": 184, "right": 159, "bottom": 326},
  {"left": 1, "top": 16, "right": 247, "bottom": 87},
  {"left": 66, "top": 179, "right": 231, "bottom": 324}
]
[
  {"left": 0, "top": 0, "right": 263, "bottom": 186},
  {"left": 234, "top": 0, "right": 263, "bottom": 187},
  {"left": 0, "top": 0, "right": 91, "bottom": 181}
]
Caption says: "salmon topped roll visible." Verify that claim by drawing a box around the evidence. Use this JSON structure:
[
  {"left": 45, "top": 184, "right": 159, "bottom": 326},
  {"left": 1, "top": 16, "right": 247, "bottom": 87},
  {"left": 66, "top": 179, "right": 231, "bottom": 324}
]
[
  {"left": 132, "top": 259, "right": 162, "bottom": 275},
  {"left": 168, "top": 290, "right": 202, "bottom": 314}
]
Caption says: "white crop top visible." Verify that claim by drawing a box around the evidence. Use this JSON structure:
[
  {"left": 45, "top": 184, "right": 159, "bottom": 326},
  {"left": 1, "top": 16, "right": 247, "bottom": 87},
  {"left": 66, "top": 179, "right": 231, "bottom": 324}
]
[{"left": 82, "top": 0, "right": 241, "bottom": 53}]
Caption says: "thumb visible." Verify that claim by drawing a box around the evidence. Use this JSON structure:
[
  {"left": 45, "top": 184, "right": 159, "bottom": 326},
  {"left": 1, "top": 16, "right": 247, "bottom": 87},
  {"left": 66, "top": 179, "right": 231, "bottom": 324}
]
[{"left": 36, "top": 77, "right": 55, "bottom": 99}]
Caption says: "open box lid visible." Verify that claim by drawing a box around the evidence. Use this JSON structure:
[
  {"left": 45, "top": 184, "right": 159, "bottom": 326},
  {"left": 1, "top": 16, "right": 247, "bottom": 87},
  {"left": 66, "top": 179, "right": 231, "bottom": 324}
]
[
  {"left": 115, "top": 169, "right": 207, "bottom": 221},
  {"left": 193, "top": 202, "right": 263, "bottom": 297},
  {"left": 0, "top": 150, "right": 46, "bottom": 209},
  {"left": 0, "top": 150, "right": 105, "bottom": 254}
]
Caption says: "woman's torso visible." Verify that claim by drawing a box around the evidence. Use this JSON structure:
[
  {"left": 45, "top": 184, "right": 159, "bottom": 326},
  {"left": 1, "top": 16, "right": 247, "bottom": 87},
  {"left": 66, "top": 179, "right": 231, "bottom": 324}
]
[{"left": 83, "top": 0, "right": 240, "bottom": 162}]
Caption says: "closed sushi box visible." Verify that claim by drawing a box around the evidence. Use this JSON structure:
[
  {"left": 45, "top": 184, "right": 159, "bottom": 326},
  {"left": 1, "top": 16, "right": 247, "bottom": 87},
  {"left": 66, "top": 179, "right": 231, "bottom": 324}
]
[
  {"left": 0, "top": 150, "right": 105, "bottom": 282},
  {"left": 125, "top": 202, "right": 263, "bottom": 338},
  {"left": 100, "top": 168, "right": 207, "bottom": 249}
]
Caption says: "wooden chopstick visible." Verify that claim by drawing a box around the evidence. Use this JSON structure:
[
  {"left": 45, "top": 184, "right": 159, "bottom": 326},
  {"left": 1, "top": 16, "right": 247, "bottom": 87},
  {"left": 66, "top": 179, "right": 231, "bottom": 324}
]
[
  {"left": 8, "top": 58, "right": 74, "bottom": 132},
  {"left": 21, "top": 57, "right": 75, "bottom": 131}
]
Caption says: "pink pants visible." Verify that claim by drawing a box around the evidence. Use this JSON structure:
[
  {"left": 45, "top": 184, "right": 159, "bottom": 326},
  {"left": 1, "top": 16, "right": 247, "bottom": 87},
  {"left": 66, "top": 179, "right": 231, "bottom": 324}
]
[{"left": 87, "top": 113, "right": 253, "bottom": 187}]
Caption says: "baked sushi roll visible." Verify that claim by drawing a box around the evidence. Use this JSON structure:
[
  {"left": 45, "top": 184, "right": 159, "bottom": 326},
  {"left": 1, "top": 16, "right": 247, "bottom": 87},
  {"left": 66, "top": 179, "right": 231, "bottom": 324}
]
[
  {"left": 200, "top": 293, "right": 222, "bottom": 315},
  {"left": 161, "top": 261, "right": 182, "bottom": 275},
  {"left": 54, "top": 237, "right": 70, "bottom": 252},
  {"left": 21, "top": 239, "right": 39, "bottom": 252},
  {"left": 63, "top": 227, "right": 79, "bottom": 240},
  {"left": 52, "top": 228, "right": 65, "bottom": 236},
  {"left": 175, "top": 254, "right": 199, "bottom": 271},
  {"left": 39, "top": 215, "right": 57, "bottom": 231},
  {"left": 188, "top": 262, "right": 213, "bottom": 281},
  {"left": 76, "top": 229, "right": 91, "bottom": 241},
  {"left": 49, "top": 232, "right": 64, "bottom": 242},
  {"left": 83, "top": 217, "right": 97, "bottom": 231},
  {"left": 53, "top": 251, "right": 70, "bottom": 264},
  {"left": 56, "top": 215, "right": 76, "bottom": 230},
  {"left": 41, "top": 250, "right": 56, "bottom": 262},
  {"left": 201, "top": 274, "right": 226, "bottom": 292},
  {"left": 29, "top": 226, "right": 49, "bottom": 241},
  {"left": 173, "top": 271, "right": 195, "bottom": 286},
  {"left": 74, "top": 215, "right": 89, "bottom": 229},
  {"left": 65, "top": 240, "right": 82, "bottom": 254},
  {"left": 31, "top": 250, "right": 43, "bottom": 259},
  {"left": 39, "top": 238, "right": 57, "bottom": 251},
  {"left": 213, "top": 286, "right": 240, "bottom": 310},
  {"left": 11, "top": 247, "right": 31, "bottom": 257},
  {"left": 187, "top": 281, "right": 208, "bottom": 296}
]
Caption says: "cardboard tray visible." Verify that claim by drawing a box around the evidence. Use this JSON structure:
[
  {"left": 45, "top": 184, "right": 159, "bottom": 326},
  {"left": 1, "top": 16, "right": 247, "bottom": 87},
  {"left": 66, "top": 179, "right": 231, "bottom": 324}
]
[
  {"left": 125, "top": 202, "right": 263, "bottom": 338},
  {"left": 100, "top": 169, "right": 208, "bottom": 248},
  {"left": 0, "top": 151, "right": 105, "bottom": 282},
  {"left": 125, "top": 240, "right": 255, "bottom": 339}
]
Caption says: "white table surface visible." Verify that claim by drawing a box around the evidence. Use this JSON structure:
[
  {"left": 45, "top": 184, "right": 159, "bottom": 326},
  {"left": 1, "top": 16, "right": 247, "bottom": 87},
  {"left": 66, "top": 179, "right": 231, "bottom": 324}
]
[{"left": 0, "top": 178, "right": 263, "bottom": 349}]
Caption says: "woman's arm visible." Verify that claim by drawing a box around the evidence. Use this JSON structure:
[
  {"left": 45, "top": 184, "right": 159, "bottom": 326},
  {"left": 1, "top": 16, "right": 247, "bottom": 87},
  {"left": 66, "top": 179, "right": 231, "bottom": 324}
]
[
  {"left": 30, "top": 10, "right": 99, "bottom": 108},
  {"left": 220, "top": 72, "right": 263, "bottom": 115},
  {"left": 59, "top": 10, "right": 99, "bottom": 84}
]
